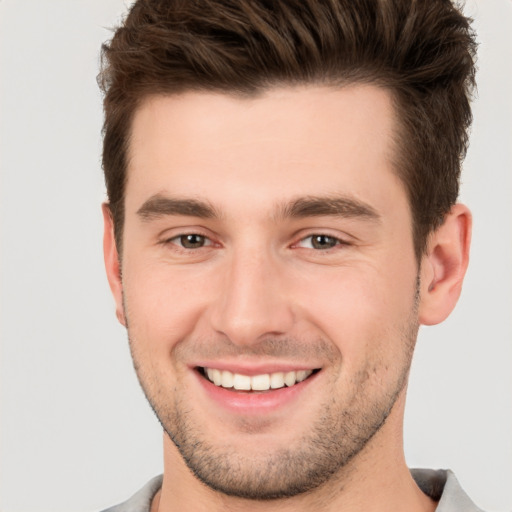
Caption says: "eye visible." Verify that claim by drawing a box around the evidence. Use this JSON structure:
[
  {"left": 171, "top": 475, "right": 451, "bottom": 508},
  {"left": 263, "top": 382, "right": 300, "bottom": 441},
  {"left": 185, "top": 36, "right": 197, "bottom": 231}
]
[
  {"left": 168, "top": 233, "right": 213, "bottom": 249},
  {"left": 297, "top": 234, "right": 344, "bottom": 250}
]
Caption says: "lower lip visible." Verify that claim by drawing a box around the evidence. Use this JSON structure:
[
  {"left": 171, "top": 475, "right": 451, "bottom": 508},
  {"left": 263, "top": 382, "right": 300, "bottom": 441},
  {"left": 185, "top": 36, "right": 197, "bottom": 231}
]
[{"left": 195, "top": 370, "right": 318, "bottom": 415}]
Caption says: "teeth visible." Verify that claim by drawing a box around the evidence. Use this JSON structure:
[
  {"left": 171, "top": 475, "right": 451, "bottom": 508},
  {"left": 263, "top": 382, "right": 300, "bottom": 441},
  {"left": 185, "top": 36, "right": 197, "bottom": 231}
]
[
  {"left": 284, "top": 371, "right": 296, "bottom": 387},
  {"left": 233, "top": 373, "right": 251, "bottom": 390},
  {"left": 251, "top": 374, "right": 270, "bottom": 391},
  {"left": 270, "top": 372, "right": 285, "bottom": 389},
  {"left": 203, "top": 368, "right": 314, "bottom": 391},
  {"left": 212, "top": 368, "right": 222, "bottom": 386},
  {"left": 221, "top": 370, "right": 234, "bottom": 388},
  {"left": 296, "top": 370, "right": 308, "bottom": 382}
]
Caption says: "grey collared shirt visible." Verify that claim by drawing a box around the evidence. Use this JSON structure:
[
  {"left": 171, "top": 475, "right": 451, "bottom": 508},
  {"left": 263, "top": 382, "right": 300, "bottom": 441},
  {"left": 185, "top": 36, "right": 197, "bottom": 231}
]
[{"left": 101, "top": 469, "right": 484, "bottom": 511}]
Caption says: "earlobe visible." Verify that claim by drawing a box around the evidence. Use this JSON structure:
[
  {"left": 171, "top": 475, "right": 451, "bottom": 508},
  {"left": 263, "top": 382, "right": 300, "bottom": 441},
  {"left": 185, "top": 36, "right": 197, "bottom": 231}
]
[
  {"left": 102, "top": 203, "right": 126, "bottom": 327},
  {"left": 418, "top": 204, "right": 472, "bottom": 326}
]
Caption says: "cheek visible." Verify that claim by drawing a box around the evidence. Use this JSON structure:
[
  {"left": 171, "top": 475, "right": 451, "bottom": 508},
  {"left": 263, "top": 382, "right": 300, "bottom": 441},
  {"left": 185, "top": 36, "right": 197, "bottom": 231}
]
[
  {"left": 289, "top": 259, "right": 418, "bottom": 367},
  {"left": 122, "top": 262, "right": 214, "bottom": 352}
]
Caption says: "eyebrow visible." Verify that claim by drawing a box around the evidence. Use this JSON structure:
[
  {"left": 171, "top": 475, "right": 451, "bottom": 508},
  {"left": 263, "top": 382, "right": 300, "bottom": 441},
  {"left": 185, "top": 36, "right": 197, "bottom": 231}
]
[
  {"left": 136, "top": 193, "right": 380, "bottom": 223},
  {"left": 277, "top": 195, "right": 380, "bottom": 222},
  {"left": 137, "top": 195, "right": 219, "bottom": 220}
]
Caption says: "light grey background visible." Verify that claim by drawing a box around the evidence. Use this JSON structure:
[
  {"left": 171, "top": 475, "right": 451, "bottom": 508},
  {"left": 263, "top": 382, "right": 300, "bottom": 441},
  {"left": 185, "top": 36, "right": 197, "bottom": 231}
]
[{"left": 0, "top": 1, "right": 510, "bottom": 511}]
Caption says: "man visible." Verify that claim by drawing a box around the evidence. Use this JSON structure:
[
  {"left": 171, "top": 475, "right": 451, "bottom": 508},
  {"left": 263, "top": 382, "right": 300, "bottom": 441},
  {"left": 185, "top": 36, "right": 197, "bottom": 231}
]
[{"left": 98, "top": 1, "right": 480, "bottom": 510}]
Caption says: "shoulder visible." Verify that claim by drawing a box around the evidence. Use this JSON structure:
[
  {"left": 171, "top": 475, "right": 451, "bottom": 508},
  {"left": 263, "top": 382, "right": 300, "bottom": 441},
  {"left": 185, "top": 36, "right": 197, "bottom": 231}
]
[
  {"left": 100, "top": 475, "right": 163, "bottom": 512},
  {"left": 411, "top": 468, "right": 484, "bottom": 512}
]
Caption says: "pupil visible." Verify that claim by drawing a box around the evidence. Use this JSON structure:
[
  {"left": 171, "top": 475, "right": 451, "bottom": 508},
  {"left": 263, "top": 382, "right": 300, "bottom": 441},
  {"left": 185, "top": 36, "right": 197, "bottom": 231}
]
[
  {"left": 312, "top": 235, "right": 336, "bottom": 249},
  {"left": 181, "top": 234, "right": 204, "bottom": 248}
]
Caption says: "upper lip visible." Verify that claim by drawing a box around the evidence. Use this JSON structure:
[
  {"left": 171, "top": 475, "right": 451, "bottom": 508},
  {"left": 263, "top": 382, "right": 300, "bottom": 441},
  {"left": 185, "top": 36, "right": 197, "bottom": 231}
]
[{"left": 192, "top": 361, "right": 321, "bottom": 376}]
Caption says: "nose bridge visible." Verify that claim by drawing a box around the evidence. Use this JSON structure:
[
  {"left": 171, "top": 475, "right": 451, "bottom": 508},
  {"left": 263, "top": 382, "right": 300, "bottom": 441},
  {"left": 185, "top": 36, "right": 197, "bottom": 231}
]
[{"left": 210, "top": 243, "right": 293, "bottom": 345}]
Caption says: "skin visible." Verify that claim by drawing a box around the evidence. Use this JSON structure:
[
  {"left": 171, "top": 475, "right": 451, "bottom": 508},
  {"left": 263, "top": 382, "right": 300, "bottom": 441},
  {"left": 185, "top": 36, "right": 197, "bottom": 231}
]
[{"left": 103, "top": 85, "right": 471, "bottom": 511}]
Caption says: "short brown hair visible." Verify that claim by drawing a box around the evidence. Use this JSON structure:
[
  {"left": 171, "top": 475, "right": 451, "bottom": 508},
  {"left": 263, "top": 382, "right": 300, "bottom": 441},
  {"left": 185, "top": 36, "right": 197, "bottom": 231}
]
[{"left": 99, "top": 0, "right": 477, "bottom": 259}]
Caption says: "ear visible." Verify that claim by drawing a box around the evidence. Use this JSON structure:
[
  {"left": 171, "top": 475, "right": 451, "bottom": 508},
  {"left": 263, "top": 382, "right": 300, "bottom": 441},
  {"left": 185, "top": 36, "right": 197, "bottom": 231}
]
[
  {"left": 418, "top": 204, "right": 472, "bottom": 326},
  {"left": 102, "top": 203, "right": 126, "bottom": 326}
]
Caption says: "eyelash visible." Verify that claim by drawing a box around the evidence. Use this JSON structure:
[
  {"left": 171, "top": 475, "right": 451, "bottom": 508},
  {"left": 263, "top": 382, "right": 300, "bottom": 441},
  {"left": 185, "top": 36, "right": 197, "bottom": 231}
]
[
  {"left": 161, "top": 233, "right": 214, "bottom": 250},
  {"left": 160, "top": 232, "right": 349, "bottom": 252},
  {"left": 294, "top": 234, "right": 349, "bottom": 251}
]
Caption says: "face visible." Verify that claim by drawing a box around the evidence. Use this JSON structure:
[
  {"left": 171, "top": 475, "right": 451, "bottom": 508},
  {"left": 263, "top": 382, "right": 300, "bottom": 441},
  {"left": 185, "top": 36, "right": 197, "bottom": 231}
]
[{"left": 112, "top": 85, "right": 421, "bottom": 498}]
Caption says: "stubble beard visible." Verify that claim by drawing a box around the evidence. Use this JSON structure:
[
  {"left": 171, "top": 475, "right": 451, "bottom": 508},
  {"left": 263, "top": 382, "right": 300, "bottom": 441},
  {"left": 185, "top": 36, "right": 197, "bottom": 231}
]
[
  {"left": 164, "top": 365, "right": 412, "bottom": 501},
  {"left": 125, "top": 290, "right": 419, "bottom": 501}
]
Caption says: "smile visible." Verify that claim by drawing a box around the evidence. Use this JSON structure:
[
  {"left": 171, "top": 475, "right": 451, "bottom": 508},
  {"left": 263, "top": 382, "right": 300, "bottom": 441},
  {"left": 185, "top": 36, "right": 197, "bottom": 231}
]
[{"left": 200, "top": 367, "right": 318, "bottom": 391}]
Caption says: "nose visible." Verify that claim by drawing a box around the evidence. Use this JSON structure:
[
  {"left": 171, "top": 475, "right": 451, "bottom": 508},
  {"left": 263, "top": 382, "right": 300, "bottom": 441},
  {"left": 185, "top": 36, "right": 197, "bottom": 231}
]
[{"left": 209, "top": 248, "right": 295, "bottom": 346}]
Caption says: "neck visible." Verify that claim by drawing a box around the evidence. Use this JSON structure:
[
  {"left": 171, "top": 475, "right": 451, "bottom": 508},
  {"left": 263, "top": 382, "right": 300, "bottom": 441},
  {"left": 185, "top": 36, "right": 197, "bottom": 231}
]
[{"left": 154, "top": 391, "right": 436, "bottom": 512}]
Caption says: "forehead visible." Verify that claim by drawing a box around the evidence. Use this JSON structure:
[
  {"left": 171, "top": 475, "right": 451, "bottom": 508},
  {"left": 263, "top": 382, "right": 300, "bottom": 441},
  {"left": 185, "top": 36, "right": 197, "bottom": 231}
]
[{"left": 125, "top": 85, "right": 403, "bottom": 216}]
